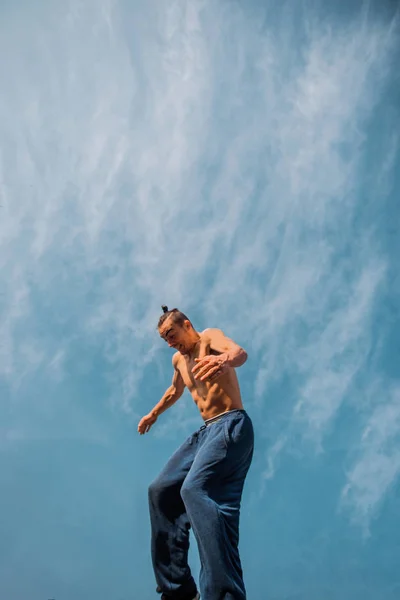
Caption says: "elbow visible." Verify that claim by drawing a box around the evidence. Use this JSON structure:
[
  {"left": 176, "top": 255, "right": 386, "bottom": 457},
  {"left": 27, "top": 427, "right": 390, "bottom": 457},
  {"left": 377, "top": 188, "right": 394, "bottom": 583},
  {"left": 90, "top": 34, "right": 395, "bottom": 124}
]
[
  {"left": 171, "top": 384, "right": 184, "bottom": 401},
  {"left": 240, "top": 348, "right": 248, "bottom": 365},
  {"left": 166, "top": 385, "right": 178, "bottom": 403}
]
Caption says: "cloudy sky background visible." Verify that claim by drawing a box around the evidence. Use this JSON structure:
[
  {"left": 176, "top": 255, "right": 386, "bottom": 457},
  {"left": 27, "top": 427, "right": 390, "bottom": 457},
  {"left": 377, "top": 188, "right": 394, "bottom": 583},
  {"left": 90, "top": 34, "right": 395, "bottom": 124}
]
[{"left": 1, "top": 0, "right": 399, "bottom": 598}]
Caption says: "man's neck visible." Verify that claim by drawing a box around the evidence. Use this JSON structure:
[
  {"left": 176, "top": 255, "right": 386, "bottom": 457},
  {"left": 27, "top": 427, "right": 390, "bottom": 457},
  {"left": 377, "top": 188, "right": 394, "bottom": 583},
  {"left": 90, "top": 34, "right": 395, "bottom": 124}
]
[{"left": 186, "top": 331, "right": 201, "bottom": 357}]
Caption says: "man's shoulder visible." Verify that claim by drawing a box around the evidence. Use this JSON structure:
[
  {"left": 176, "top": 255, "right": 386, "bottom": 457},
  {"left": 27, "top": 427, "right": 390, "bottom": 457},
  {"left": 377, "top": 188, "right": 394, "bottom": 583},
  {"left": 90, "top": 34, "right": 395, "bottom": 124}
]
[
  {"left": 201, "top": 327, "right": 222, "bottom": 339},
  {"left": 172, "top": 352, "right": 181, "bottom": 367}
]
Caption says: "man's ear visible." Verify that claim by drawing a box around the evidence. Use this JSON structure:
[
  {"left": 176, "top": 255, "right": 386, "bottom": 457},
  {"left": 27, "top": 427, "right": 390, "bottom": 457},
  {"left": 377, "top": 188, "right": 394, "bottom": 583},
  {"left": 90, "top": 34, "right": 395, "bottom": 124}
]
[{"left": 183, "top": 319, "right": 192, "bottom": 330}]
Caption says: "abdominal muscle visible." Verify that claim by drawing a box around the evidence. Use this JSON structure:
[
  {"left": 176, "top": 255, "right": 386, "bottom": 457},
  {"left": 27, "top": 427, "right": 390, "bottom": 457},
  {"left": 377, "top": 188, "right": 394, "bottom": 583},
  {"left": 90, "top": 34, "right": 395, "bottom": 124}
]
[{"left": 177, "top": 359, "right": 244, "bottom": 420}]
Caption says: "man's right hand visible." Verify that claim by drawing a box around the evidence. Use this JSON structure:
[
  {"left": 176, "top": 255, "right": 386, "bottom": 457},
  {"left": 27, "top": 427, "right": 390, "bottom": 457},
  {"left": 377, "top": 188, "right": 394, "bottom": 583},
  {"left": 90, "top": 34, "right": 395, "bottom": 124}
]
[{"left": 138, "top": 413, "right": 157, "bottom": 435}]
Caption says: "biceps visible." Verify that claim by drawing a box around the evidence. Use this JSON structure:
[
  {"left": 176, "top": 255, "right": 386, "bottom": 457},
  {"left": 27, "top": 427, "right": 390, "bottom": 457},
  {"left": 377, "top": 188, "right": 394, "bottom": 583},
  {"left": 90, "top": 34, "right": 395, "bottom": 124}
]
[
  {"left": 172, "top": 368, "right": 185, "bottom": 395},
  {"left": 208, "top": 329, "right": 242, "bottom": 353}
]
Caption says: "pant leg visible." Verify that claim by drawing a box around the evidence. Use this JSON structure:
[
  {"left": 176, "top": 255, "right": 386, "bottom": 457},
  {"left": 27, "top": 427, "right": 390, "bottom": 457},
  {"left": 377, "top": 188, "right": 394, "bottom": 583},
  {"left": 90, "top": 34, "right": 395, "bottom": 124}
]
[
  {"left": 180, "top": 411, "right": 254, "bottom": 600},
  {"left": 148, "top": 435, "right": 199, "bottom": 599}
]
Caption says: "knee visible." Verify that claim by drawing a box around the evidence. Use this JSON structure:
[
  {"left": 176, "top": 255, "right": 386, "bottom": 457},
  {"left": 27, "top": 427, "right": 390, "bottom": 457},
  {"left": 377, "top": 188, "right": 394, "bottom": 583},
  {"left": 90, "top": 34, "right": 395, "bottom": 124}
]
[
  {"left": 148, "top": 477, "right": 165, "bottom": 505},
  {"left": 149, "top": 475, "right": 180, "bottom": 508},
  {"left": 180, "top": 478, "right": 201, "bottom": 507}
]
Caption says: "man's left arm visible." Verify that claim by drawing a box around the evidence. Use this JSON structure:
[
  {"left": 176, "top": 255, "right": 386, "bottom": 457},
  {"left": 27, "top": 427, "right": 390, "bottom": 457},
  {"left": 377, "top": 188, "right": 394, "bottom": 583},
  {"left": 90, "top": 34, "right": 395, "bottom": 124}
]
[{"left": 192, "top": 328, "right": 248, "bottom": 381}]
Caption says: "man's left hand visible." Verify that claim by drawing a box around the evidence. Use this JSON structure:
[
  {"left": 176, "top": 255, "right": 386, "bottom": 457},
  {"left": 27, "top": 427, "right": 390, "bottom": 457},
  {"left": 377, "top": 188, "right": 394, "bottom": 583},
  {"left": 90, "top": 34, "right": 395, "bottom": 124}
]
[{"left": 192, "top": 354, "right": 229, "bottom": 382}]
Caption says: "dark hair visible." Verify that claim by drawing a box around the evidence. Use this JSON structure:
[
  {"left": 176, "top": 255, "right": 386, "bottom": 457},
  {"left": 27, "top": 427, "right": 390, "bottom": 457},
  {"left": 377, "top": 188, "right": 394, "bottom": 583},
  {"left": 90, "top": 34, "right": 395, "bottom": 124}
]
[{"left": 158, "top": 306, "right": 190, "bottom": 329}]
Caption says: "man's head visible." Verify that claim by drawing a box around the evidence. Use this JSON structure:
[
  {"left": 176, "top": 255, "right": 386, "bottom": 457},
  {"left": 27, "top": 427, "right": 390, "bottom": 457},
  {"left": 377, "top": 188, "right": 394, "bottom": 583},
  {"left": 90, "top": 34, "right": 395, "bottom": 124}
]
[{"left": 158, "top": 306, "right": 198, "bottom": 354}]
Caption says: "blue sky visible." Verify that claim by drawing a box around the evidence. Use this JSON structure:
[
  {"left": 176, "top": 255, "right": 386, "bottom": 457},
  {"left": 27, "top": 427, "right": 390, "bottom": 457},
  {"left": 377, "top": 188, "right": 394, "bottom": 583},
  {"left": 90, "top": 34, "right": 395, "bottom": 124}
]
[{"left": 1, "top": 0, "right": 399, "bottom": 599}]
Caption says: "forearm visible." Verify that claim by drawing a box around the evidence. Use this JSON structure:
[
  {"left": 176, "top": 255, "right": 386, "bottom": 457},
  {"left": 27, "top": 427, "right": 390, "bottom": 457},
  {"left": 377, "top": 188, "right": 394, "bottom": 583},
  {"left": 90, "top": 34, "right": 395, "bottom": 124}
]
[
  {"left": 150, "top": 386, "right": 181, "bottom": 418},
  {"left": 223, "top": 347, "right": 248, "bottom": 368}
]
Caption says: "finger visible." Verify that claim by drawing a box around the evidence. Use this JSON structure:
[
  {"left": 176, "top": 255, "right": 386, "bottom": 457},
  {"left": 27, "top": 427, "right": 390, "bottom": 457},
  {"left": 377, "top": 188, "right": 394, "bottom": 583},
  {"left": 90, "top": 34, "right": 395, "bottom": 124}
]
[
  {"left": 210, "top": 365, "right": 221, "bottom": 379},
  {"left": 193, "top": 359, "right": 215, "bottom": 375},
  {"left": 197, "top": 361, "right": 219, "bottom": 377},
  {"left": 196, "top": 368, "right": 217, "bottom": 381},
  {"left": 200, "top": 365, "right": 220, "bottom": 381},
  {"left": 192, "top": 359, "right": 209, "bottom": 374},
  {"left": 209, "top": 369, "right": 222, "bottom": 381},
  {"left": 193, "top": 364, "right": 213, "bottom": 379}
]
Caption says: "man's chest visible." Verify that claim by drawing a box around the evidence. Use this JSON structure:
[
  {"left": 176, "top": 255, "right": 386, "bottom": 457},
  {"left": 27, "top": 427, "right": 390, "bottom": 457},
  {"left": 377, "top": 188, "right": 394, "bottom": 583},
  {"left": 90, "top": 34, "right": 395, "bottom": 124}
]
[{"left": 178, "top": 342, "right": 221, "bottom": 389}]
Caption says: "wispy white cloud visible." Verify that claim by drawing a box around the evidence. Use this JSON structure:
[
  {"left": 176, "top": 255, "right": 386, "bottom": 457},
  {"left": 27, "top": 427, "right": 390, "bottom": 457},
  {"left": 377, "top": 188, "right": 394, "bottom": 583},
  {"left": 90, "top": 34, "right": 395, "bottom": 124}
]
[
  {"left": 262, "top": 254, "right": 385, "bottom": 480},
  {"left": 46, "top": 348, "right": 66, "bottom": 382},
  {"left": 261, "top": 434, "right": 288, "bottom": 482},
  {"left": 340, "top": 386, "right": 400, "bottom": 536},
  {"left": 292, "top": 262, "right": 386, "bottom": 447}
]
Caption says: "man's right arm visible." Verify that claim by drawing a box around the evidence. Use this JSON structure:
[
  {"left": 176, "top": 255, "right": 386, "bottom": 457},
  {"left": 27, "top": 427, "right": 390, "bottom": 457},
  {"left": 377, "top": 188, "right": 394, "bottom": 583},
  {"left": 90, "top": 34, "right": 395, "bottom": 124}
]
[
  {"left": 138, "top": 354, "right": 185, "bottom": 434},
  {"left": 151, "top": 356, "right": 185, "bottom": 417}
]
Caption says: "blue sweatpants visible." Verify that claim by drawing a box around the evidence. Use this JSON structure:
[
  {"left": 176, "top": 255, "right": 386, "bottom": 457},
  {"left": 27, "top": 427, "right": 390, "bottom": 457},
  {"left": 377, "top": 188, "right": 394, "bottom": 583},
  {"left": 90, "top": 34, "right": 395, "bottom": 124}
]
[{"left": 148, "top": 409, "right": 254, "bottom": 600}]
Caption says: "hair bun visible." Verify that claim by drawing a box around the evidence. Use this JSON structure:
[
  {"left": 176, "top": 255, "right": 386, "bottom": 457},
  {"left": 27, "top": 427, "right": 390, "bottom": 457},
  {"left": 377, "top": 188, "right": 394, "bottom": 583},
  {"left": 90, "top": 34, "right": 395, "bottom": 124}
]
[{"left": 161, "top": 305, "right": 169, "bottom": 313}]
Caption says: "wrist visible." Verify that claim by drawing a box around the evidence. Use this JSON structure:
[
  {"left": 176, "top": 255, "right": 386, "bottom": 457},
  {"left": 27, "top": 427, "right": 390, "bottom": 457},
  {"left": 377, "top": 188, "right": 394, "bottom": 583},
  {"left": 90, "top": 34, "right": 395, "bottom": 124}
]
[{"left": 221, "top": 352, "right": 231, "bottom": 368}]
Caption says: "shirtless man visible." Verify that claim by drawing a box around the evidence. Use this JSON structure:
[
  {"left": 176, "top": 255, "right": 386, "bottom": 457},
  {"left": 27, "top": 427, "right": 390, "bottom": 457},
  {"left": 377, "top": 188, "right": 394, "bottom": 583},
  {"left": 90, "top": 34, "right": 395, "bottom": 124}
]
[{"left": 138, "top": 307, "right": 254, "bottom": 600}]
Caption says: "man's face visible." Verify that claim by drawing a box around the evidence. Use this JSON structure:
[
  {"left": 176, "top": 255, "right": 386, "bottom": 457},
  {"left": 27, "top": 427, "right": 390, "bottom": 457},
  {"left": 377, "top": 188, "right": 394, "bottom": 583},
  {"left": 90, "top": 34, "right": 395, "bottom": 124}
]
[{"left": 159, "top": 318, "right": 191, "bottom": 354}]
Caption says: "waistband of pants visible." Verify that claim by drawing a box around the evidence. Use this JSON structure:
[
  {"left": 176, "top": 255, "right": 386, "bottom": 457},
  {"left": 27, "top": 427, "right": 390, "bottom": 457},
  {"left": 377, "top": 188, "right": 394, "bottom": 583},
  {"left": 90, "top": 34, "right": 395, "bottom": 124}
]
[{"left": 198, "top": 409, "right": 245, "bottom": 431}]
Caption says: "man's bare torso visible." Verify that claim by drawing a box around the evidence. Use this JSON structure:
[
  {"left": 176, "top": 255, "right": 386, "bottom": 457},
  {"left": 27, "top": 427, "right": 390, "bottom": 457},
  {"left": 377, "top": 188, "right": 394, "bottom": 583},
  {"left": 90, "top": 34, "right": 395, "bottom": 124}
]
[{"left": 174, "top": 329, "right": 244, "bottom": 420}]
